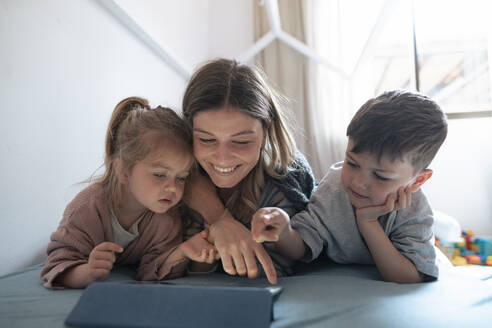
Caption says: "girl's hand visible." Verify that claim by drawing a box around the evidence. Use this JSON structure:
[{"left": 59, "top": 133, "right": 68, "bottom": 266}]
[
  {"left": 179, "top": 230, "right": 219, "bottom": 264},
  {"left": 356, "top": 187, "right": 412, "bottom": 223},
  {"left": 88, "top": 242, "right": 123, "bottom": 282},
  {"left": 251, "top": 207, "right": 290, "bottom": 243},
  {"left": 209, "top": 216, "right": 277, "bottom": 284}
]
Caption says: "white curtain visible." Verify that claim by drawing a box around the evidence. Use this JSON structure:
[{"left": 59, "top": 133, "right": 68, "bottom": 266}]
[{"left": 253, "top": 0, "right": 351, "bottom": 179}]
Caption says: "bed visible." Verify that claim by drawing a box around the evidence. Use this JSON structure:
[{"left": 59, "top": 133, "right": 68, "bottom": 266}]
[{"left": 1, "top": 253, "right": 491, "bottom": 328}]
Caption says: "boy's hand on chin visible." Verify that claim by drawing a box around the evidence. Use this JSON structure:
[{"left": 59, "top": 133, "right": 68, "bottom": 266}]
[{"left": 356, "top": 187, "right": 412, "bottom": 223}]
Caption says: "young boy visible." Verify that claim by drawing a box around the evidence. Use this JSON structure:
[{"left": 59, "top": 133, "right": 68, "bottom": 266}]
[{"left": 252, "top": 90, "right": 447, "bottom": 283}]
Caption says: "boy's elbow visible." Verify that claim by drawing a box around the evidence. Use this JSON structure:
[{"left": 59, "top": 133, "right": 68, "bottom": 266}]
[{"left": 383, "top": 272, "right": 424, "bottom": 284}]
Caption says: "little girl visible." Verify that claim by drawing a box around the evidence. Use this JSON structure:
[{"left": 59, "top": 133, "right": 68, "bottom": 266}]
[{"left": 41, "top": 97, "right": 217, "bottom": 289}]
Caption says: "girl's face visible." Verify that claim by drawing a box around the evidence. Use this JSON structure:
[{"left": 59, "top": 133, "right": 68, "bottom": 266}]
[
  {"left": 192, "top": 107, "right": 265, "bottom": 189},
  {"left": 123, "top": 140, "right": 194, "bottom": 215}
]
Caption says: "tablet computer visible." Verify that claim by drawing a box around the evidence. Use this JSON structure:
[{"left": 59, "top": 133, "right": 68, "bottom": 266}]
[{"left": 65, "top": 282, "right": 282, "bottom": 328}]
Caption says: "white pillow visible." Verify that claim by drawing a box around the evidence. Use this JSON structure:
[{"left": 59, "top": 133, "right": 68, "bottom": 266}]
[{"left": 432, "top": 210, "right": 462, "bottom": 242}]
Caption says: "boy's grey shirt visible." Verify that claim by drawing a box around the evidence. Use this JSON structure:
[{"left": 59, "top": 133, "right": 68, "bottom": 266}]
[{"left": 291, "top": 162, "right": 438, "bottom": 279}]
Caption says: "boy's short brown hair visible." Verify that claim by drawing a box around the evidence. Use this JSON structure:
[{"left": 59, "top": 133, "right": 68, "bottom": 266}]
[{"left": 346, "top": 90, "right": 448, "bottom": 173}]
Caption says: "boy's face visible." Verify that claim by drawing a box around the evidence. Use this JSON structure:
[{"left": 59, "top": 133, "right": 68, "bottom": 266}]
[{"left": 341, "top": 139, "right": 418, "bottom": 209}]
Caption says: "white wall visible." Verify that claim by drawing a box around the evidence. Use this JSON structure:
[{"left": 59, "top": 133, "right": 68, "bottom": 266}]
[
  {"left": 423, "top": 117, "right": 492, "bottom": 237},
  {"left": 0, "top": 0, "right": 188, "bottom": 276},
  {"left": 0, "top": 0, "right": 253, "bottom": 277},
  {"left": 207, "top": 0, "right": 255, "bottom": 59},
  {"left": 116, "top": 0, "right": 211, "bottom": 70},
  {"left": 115, "top": 0, "right": 255, "bottom": 71}
]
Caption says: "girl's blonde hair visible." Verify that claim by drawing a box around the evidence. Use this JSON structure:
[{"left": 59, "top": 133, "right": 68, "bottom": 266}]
[
  {"left": 182, "top": 59, "right": 297, "bottom": 222},
  {"left": 96, "top": 97, "right": 192, "bottom": 217}
]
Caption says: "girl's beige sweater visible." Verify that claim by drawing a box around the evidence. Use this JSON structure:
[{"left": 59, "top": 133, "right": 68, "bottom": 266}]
[{"left": 41, "top": 183, "right": 187, "bottom": 288}]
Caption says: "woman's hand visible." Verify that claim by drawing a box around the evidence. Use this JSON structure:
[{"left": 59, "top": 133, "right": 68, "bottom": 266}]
[{"left": 209, "top": 216, "right": 277, "bottom": 284}]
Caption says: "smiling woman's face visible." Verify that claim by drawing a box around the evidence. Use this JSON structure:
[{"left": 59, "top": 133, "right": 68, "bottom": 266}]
[{"left": 192, "top": 107, "right": 265, "bottom": 189}]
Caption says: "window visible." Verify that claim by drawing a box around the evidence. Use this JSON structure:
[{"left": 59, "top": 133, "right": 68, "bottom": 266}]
[
  {"left": 348, "top": 0, "right": 492, "bottom": 118},
  {"left": 414, "top": 0, "right": 491, "bottom": 118}
]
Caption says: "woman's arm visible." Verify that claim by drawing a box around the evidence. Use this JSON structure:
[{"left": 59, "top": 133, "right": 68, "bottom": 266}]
[
  {"left": 183, "top": 170, "right": 277, "bottom": 284},
  {"left": 183, "top": 169, "right": 227, "bottom": 224}
]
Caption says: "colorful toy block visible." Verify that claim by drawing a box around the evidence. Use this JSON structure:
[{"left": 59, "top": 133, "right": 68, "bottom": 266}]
[{"left": 436, "top": 230, "right": 492, "bottom": 266}]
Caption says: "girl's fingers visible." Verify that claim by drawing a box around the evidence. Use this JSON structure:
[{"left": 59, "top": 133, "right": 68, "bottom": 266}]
[
  {"left": 209, "top": 249, "right": 218, "bottom": 263},
  {"left": 200, "top": 249, "right": 207, "bottom": 261},
  {"left": 205, "top": 249, "right": 213, "bottom": 263},
  {"left": 92, "top": 250, "right": 116, "bottom": 263},
  {"left": 95, "top": 242, "right": 123, "bottom": 253},
  {"left": 90, "top": 259, "right": 113, "bottom": 271},
  {"left": 91, "top": 268, "right": 111, "bottom": 281},
  {"left": 205, "top": 249, "right": 212, "bottom": 262}
]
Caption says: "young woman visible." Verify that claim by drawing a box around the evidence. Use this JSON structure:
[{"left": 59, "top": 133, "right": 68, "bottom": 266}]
[{"left": 182, "top": 59, "right": 315, "bottom": 284}]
